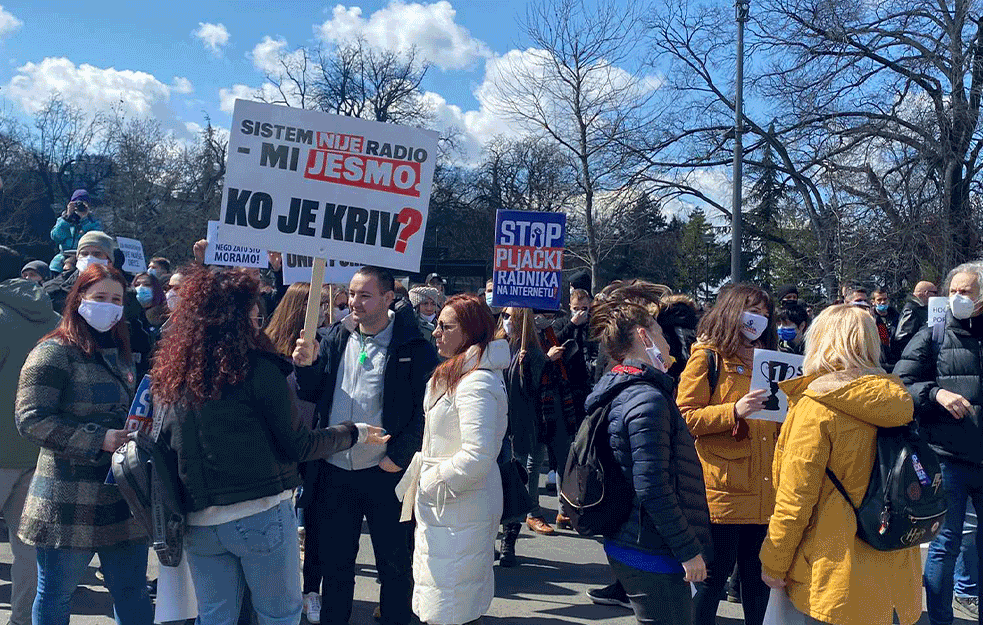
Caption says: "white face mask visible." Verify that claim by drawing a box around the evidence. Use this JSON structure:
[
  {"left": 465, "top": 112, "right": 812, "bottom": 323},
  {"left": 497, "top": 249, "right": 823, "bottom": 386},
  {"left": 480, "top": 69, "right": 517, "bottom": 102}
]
[
  {"left": 502, "top": 318, "right": 513, "bottom": 337},
  {"left": 639, "top": 329, "right": 670, "bottom": 373},
  {"left": 78, "top": 299, "right": 124, "bottom": 333},
  {"left": 741, "top": 311, "right": 769, "bottom": 341},
  {"left": 485, "top": 291, "right": 494, "bottom": 307},
  {"left": 421, "top": 312, "right": 436, "bottom": 323},
  {"left": 76, "top": 255, "right": 108, "bottom": 274},
  {"left": 950, "top": 294, "right": 977, "bottom": 320},
  {"left": 165, "top": 289, "right": 181, "bottom": 311}
]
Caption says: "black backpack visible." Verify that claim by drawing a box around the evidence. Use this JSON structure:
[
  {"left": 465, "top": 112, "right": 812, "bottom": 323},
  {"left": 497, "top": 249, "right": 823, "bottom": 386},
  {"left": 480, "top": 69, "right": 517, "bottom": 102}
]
[
  {"left": 825, "top": 422, "right": 947, "bottom": 551},
  {"left": 560, "top": 394, "right": 635, "bottom": 537},
  {"left": 112, "top": 403, "right": 186, "bottom": 567}
]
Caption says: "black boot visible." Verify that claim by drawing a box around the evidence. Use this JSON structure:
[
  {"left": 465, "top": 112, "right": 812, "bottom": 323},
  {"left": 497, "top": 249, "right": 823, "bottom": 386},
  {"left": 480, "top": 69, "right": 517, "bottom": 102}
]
[{"left": 499, "top": 523, "right": 520, "bottom": 567}]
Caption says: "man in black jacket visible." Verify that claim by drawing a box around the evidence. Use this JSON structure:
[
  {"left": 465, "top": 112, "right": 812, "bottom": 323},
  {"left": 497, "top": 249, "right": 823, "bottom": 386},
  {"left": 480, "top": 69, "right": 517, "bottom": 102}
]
[
  {"left": 894, "top": 280, "right": 938, "bottom": 357},
  {"left": 293, "top": 266, "right": 438, "bottom": 625},
  {"left": 895, "top": 264, "right": 983, "bottom": 625}
]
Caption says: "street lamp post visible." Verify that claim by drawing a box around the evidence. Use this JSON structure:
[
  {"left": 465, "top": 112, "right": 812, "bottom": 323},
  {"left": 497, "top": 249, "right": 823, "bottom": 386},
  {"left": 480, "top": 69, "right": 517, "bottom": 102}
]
[
  {"left": 732, "top": 0, "right": 750, "bottom": 284},
  {"left": 703, "top": 232, "right": 715, "bottom": 304}
]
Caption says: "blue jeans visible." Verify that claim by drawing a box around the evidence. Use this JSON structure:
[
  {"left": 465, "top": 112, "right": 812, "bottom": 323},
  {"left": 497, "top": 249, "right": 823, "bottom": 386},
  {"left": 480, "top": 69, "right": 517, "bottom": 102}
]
[
  {"left": 185, "top": 499, "right": 302, "bottom": 625},
  {"left": 924, "top": 459, "right": 983, "bottom": 625},
  {"left": 34, "top": 541, "right": 152, "bottom": 625},
  {"left": 956, "top": 500, "right": 978, "bottom": 598}
]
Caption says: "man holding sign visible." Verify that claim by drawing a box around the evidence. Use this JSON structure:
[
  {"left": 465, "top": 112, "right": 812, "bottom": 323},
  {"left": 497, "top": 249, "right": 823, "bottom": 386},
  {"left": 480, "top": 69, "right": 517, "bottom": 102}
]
[{"left": 293, "top": 267, "right": 437, "bottom": 625}]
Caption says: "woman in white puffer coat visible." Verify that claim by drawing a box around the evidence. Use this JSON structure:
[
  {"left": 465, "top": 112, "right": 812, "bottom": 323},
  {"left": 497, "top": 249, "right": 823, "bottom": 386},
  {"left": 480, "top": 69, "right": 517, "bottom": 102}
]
[{"left": 396, "top": 294, "right": 509, "bottom": 625}]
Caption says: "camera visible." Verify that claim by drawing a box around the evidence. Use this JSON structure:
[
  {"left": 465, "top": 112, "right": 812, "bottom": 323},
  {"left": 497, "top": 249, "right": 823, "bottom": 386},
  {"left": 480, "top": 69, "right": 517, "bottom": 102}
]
[{"left": 73, "top": 201, "right": 88, "bottom": 213}]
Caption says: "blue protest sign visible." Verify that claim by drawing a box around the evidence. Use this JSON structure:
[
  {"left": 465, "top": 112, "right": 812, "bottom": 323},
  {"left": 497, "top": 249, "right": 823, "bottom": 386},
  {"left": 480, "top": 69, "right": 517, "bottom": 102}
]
[{"left": 491, "top": 210, "right": 566, "bottom": 310}]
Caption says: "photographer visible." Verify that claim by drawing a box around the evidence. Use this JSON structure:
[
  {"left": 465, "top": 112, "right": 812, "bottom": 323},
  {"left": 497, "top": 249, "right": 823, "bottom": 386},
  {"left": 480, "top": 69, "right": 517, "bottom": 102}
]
[{"left": 48, "top": 189, "right": 103, "bottom": 275}]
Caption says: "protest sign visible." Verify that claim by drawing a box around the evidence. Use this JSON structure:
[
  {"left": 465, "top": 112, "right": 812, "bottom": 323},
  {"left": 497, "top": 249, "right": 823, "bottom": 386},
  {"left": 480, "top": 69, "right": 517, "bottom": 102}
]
[
  {"left": 282, "top": 253, "right": 361, "bottom": 285},
  {"left": 154, "top": 555, "right": 198, "bottom": 623},
  {"left": 214, "top": 99, "right": 438, "bottom": 272},
  {"left": 749, "top": 349, "right": 804, "bottom": 422},
  {"left": 928, "top": 296, "right": 949, "bottom": 343},
  {"left": 116, "top": 237, "right": 146, "bottom": 274},
  {"left": 205, "top": 221, "right": 268, "bottom": 268},
  {"left": 124, "top": 375, "right": 154, "bottom": 436},
  {"left": 491, "top": 209, "right": 566, "bottom": 310}
]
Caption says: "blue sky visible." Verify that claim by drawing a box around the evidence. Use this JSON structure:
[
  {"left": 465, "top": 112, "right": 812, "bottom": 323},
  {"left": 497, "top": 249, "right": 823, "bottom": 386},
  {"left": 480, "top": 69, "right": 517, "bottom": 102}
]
[{"left": 0, "top": 0, "right": 555, "bottom": 160}]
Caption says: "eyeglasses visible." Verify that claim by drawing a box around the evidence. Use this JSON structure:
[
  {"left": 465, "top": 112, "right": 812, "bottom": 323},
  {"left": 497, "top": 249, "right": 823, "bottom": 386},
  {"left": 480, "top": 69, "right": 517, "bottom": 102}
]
[
  {"left": 251, "top": 315, "right": 266, "bottom": 328},
  {"left": 436, "top": 322, "right": 458, "bottom": 332},
  {"left": 501, "top": 312, "right": 511, "bottom": 320}
]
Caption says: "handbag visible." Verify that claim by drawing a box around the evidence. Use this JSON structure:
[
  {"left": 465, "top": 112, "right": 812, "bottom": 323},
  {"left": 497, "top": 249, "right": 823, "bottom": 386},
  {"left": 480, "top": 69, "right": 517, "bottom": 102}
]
[{"left": 500, "top": 454, "right": 534, "bottom": 524}]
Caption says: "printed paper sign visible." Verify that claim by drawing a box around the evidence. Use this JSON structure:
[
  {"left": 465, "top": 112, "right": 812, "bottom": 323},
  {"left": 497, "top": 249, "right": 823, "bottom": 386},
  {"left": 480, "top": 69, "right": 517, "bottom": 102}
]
[
  {"left": 282, "top": 253, "right": 361, "bottom": 285},
  {"left": 749, "top": 349, "right": 804, "bottom": 422},
  {"left": 491, "top": 209, "right": 566, "bottom": 310},
  {"left": 214, "top": 99, "right": 438, "bottom": 272},
  {"left": 928, "top": 296, "right": 948, "bottom": 327},
  {"left": 116, "top": 237, "right": 146, "bottom": 274},
  {"left": 123, "top": 375, "right": 154, "bottom": 436},
  {"left": 205, "top": 221, "right": 268, "bottom": 268}
]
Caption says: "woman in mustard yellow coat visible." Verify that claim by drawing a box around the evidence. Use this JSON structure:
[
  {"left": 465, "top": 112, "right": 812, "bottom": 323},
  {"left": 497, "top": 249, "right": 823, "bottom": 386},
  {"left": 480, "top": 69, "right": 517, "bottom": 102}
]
[
  {"left": 760, "top": 305, "right": 922, "bottom": 625},
  {"left": 677, "top": 284, "right": 779, "bottom": 625}
]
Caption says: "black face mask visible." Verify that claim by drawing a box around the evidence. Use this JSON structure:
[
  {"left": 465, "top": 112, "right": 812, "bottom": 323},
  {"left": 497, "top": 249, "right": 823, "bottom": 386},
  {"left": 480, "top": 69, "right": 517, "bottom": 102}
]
[{"left": 534, "top": 315, "right": 552, "bottom": 331}]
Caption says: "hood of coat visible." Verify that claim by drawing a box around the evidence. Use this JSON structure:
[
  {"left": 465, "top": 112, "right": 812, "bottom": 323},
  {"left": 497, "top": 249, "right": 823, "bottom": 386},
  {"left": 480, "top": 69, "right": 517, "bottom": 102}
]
[
  {"left": 780, "top": 369, "right": 913, "bottom": 429},
  {"left": 0, "top": 278, "right": 60, "bottom": 325},
  {"left": 463, "top": 338, "right": 511, "bottom": 372},
  {"left": 585, "top": 358, "right": 670, "bottom": 415}
]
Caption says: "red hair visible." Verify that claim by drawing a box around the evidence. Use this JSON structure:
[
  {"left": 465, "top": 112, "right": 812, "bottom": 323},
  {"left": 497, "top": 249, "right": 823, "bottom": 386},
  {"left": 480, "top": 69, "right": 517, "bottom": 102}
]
[
  {"left": 152, "top": 266, "right": 276, "bottom": 407},
  {"left": 43, "top": 264, "right": 132, "bottom": 363},
  {"left": 430, "top": 294, "right": 497, "bottom": 394}
]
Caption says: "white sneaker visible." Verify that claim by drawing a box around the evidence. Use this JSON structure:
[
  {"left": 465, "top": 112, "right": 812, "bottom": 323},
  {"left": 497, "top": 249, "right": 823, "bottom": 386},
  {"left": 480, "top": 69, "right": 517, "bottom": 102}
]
[
  {"left": 303, "top": 592, "right": 321, "bottom": 624},
  {"left": 546, "top": 470, "right": 557, "bottom": 486}
]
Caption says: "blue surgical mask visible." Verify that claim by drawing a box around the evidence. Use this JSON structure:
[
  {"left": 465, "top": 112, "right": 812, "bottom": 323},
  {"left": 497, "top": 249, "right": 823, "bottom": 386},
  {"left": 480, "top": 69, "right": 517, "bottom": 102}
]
[
  {"left": 135, "top": 286, "right": 153, "bottom": 306},
  {"left": 875, "top": 303, "right": 889, "bottom": 314},
  {"left": 777, "top": 327, "right": 797, "bottom": 342},
  {"left": 485, "top": 291, "right": 494, "bottom": 307},
  {"left": 147, "top": 268, "right": 159, "bottom": 278}
]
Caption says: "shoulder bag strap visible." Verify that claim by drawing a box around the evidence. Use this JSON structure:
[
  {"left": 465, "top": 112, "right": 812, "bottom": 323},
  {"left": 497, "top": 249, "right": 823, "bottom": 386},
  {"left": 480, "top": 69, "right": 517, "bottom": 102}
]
[{"left": 825, "top": 467, "right": 859, "bottom": 515}]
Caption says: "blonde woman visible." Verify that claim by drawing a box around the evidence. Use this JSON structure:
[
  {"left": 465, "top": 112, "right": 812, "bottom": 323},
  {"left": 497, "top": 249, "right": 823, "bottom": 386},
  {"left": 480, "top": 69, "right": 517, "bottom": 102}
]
[{"left": 759, "top": 305, "right": 922, "bottom": 625}]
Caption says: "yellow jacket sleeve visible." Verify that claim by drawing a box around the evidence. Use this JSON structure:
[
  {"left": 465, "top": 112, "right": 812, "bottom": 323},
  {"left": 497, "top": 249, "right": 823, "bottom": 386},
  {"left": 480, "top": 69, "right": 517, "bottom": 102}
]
[
  {"left": 759, "top": 398, "right": 832, "bottom": 578},
  {"left": 677, "top": 347, "right": 738, "bottom": 437}
]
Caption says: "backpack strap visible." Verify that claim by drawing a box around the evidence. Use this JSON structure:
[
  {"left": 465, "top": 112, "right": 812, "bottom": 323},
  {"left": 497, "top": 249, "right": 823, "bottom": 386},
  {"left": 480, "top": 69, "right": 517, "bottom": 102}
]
[
  {"left": 705, "top": 349, "right": 721, "bottom": 398},
  {"left": 825, "top": 467, "right": 859, "bottom": 514}
]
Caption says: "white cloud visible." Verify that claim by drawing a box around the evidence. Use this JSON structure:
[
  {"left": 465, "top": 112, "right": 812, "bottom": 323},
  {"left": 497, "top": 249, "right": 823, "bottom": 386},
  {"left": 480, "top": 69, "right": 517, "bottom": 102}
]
[
  {"left": 251, "top": 36, "right": 289, "bottom": 74},
  {"left": 185, "top": 121, "right": 203, "bottom": 136},
  {"left": 5, "top": 57, "right": 174, "bottom": 117},
  {"left": 172, "top": 76, "right": 194, "bottom": 94},
  {"left": 194, "top": 22, "right": 230, "bottom": 54},
  {"left": 219, "top": 83, "right": 284, "bottom": 114},
  {"left": 316, "top": 1, "right": 491, "bottom": 71},
  {"left": 0, "top": 5, "right": 22, "bottom": 38}
]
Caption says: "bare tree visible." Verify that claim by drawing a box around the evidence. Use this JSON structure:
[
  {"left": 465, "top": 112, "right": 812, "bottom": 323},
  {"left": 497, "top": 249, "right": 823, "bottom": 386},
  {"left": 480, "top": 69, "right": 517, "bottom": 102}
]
[{"left": 491, "top": 0, "right": 656, "bottom": 289}]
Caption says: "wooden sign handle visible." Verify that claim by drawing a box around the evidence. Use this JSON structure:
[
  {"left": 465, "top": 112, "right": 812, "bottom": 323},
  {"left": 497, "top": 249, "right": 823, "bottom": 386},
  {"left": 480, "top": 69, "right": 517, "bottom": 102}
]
[{"left": 303, "top": 257, "right": 327, "bottom": 340}]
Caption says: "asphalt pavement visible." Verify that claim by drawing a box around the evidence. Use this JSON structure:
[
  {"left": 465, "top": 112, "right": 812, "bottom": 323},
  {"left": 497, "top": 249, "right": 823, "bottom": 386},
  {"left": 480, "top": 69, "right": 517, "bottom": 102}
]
[{"left": 0, "top": 481, "right": 975, "bottom": 624}]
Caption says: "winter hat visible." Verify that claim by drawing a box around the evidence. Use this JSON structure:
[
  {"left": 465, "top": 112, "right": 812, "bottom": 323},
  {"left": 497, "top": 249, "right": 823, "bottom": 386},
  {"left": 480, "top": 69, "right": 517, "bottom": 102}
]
[
  {"left": 70, "top": 189, "right": 91, "bottom": 203},
  {"left": 409, "top": 286, "right": 440, "bottom": 309},
  {"left": 21, "top": 260, "right": 50, "bottom": 281},
  {"left": 77, "top": 231, "right": 115, "bottom": 259},
  {"left": 569, "top": 269, "right": 592, "bottom": 295},
  {"left": 776, "top": 284, "right": 799, "bottom": 301}
]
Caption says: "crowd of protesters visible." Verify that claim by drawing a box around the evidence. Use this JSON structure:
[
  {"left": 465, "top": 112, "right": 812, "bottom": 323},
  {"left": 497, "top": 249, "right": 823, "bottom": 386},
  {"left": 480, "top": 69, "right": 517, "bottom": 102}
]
[{"left": 0, "top": 189, "right": 981, "bottom": 625}]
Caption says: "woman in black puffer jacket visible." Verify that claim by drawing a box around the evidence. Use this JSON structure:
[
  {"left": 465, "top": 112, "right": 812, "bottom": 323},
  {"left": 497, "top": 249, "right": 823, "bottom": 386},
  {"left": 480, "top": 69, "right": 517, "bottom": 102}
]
[{"left": 584, "top": 297, "right": 713, "bottom": 625}]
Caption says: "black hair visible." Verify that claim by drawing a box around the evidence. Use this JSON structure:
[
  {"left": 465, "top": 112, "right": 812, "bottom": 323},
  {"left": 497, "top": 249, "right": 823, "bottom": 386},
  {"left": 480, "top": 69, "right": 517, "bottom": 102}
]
[
  {"left": 778, "top": 301, "right": 810, "bottom": 327},
  {"left": 0, "top": 245, "right": 24, "bottom": 281},
  {"left": 356, "top": 266, "right": 396, "bottom": 294}
]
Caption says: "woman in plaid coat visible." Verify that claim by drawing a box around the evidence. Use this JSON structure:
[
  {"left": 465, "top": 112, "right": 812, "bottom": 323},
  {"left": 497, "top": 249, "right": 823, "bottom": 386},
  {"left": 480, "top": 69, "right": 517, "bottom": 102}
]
[{"left": 15, "top": 263, "right": 152, "bottom": 625}]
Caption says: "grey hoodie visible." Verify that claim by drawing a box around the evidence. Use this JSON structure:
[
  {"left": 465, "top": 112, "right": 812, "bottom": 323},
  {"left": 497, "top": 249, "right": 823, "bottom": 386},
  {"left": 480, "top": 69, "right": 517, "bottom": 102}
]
[{"left": 0, "top": 279, "right": 60, "bottom": 469}]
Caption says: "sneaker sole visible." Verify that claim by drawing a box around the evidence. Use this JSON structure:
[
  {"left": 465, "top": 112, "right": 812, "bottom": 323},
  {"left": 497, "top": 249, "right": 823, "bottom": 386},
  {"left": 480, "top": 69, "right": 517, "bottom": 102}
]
[
  {"left": 587, "top": 596, "right": 632, "bottom": 609},
  {"left": 953, "top": 600, "right": 978, "bottom": 619}
]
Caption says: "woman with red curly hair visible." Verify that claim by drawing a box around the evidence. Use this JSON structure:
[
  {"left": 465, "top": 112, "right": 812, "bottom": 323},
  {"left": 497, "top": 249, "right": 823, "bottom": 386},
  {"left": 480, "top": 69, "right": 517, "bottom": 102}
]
[
  {"left": 16, "top": 263, "right": 153, "bottom": 625},
  {"left": 398, "top": 294, "right": 510, "bottom": 625},
  {"left": 152, "top": 267, "right": 388, "bottom": 625}
]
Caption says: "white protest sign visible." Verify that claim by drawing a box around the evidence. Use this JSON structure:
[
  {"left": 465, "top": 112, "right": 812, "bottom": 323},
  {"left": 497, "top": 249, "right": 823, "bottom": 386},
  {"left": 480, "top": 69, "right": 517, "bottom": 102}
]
[
  {"left": 749, "top": 348, "right": 805, "bottom": 422},
  {"left": 154, "top": 553, "right": 198, "bottom": 623},
  {"left": 205, "top": 221, "right": 268, "bottom": 268},
  {"left": 115, "top": 237, "right": 146, "bottom": 274},
  {"left": 215, "top": 99, "right": 438, "bottom": 272},
  {"left": 928, "top": 296, "right": 948, "bottom": 327},
  {"left": 282, "top": 253, "right": 361, "bottom": 285}
]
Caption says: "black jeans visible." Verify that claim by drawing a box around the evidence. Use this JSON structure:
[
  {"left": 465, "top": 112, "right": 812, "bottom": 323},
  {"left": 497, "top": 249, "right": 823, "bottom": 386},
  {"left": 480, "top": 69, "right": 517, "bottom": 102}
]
[
  {"left": 607, "top": 556, "right": 691, "bottom": 625},
  {"left": 692, "top": 523, "right": 770, "bottom": 625},
  {"left": 312, "top": 463, "right": 414, "bottom": 625}
]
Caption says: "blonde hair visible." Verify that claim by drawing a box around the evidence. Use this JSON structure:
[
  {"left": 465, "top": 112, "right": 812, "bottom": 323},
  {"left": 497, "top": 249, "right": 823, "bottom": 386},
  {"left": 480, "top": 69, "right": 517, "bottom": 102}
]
[{"left": 802, "top": 304, "right": 884, "bottom": 376}]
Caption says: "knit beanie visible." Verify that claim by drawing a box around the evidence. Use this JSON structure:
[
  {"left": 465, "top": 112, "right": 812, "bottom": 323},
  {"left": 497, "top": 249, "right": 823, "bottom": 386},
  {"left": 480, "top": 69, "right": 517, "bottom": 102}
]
[
  {"left": 409, "top": 286, "right": 440, "bottom": 309},
  {"left": 77, "top": 231, "right": 115, "bottom": 259}
]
